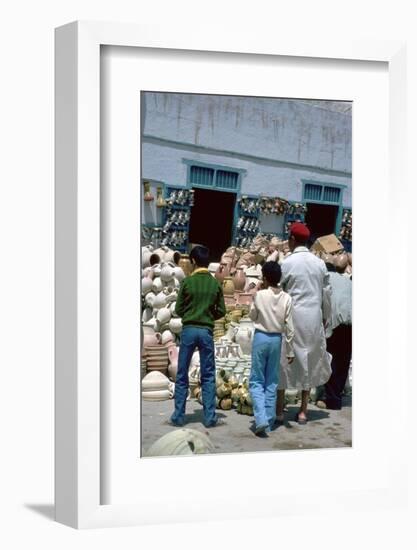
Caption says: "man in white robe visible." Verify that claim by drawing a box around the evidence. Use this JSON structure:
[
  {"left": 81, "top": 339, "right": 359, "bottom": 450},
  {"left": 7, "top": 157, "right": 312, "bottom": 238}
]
[{"left": 276, "top": 222, "right": 332, "bottom": 424}]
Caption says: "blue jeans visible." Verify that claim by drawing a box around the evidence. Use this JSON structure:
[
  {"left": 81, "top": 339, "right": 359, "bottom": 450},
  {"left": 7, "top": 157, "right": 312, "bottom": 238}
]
[
  {"left": 249, "top": 330, "right": 282, "bottom": 430},
  {"left": 171, "top": 326, "right": 217, "bottom": 427}
]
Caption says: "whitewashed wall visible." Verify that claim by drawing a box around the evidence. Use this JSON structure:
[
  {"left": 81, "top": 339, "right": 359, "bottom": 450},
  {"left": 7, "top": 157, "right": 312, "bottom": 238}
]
[{"left": 141, "top": 93, "right": 352, "bottom": 214}]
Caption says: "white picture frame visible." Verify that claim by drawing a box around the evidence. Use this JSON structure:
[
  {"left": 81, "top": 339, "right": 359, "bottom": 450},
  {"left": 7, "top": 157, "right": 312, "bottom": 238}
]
[{"left": 55, "top": 21, "right": 407, "bottom": 529}]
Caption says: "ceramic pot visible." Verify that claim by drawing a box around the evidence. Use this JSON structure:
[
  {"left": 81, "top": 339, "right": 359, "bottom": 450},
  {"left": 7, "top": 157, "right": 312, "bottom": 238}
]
[
  {"left": 156, "top": 306, "right": 171, "bottom": 325},
  {"left": 222, "top": 276, "right": 235, "bottom": 296},
  {"left": 266, "top": 250, "right": 279, "bottom": 262},
  {"left": 142, "top": 276, "right": 153, "bottom": 295},
  {"left": 160, "top": 262, "right": 176, "bottom": 283},
  {"left": 149, "top": 253, "right": 161, "bottom": 266},
  {"left": 235, "top": 318, "right": 254, "bottom": 356},
  {"left": 142, "top": 389, "right": 172, "bottom": 401},
  {"left": 153, "top": 292, "right": 170, "bottom": 310},
  {"left": 173, "top": 266, "right": 186, "bottom": 282},
  {"left": 215, "top": 263, "right": 229, "bottom": 284},
  {"left": 233, "top": 267, "right": 246, "bottom": 291},
  {"left": 141, "top": 371, "right": 170, "bottom": 392},
  {"left": 178, "top": 254, "right": 193, "bottom": 276},
  {"left": 170, "top": 302, "right": 178, "bottom": 317},
  {"left": 144, "top": 292, "right": 156, "bottom": 308},
  {"left": 142, "top": 266, "right": 155, "bottom": 280},
  {"left": 225, "top": 322, "right": 239, "bottom": 341},
  {"left": 161, "top": 329, "right": 175, "bottom": 345},
  {"left": 145, "top": 429, "right": 215, "bottom": 457},
  {"left": 142, "top": 317, "right": 159, "bottom": 332},
  {"left": 143, "top": 329, "right": 162, "bottom": 347},
  {"left": 167, "top": 345, "right": 179, "bottom": 381},
  {"left": 169, "top": 317, "right": 183, "bottom": 334},
  {"left": 142, "top": 307, "right": 153, "bottom": 323},
  {"left": 164, "top": 249, "right": 181, "bottom": 265},
  {"left": 151, "top": 277, "right": 164, "bottom": 294},
  {"left": 142, "top": 247, "right": 153, "bottom": 268}
]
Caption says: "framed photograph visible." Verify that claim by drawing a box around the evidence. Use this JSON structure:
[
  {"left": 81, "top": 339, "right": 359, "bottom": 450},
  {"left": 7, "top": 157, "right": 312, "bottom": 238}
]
[{"left": 55, "top": 21, "right": 407, "bottom": 528}]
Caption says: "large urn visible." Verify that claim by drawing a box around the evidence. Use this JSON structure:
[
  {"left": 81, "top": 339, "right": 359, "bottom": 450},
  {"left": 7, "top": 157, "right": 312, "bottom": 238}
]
[{"left": 234, "top": 317, "right": 254, "bottom": 356}]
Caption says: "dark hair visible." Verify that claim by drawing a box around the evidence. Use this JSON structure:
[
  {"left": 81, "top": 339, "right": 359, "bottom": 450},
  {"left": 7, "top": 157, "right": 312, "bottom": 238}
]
[
  {"left": 189, "top": 245, "right": 210, "bottom": 267},
  {"left": 262, "top": 261, "right": 282, "bottom": 286},
  {"left": 325, "top": 262, "right": 336, "bottom": 272}
]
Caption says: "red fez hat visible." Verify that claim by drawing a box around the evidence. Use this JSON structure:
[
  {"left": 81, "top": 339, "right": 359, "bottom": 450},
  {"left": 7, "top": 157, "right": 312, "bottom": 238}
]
[{"left": 290, "top": 222, "right": 310, "bottom": 242}]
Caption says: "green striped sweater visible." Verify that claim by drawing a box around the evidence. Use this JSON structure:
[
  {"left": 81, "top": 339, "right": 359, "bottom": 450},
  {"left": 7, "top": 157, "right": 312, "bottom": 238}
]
[{"left": 175, "top": 270, "right": 226, "bottom": 330}]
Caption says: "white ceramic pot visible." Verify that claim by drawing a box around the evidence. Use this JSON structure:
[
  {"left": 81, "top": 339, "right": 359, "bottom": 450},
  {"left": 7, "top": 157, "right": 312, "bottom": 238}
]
[
  {"left": 152, "top": 292, "right": 168, "bottom": 309},
  {"left": 142, "top": 276, "right": 153, "bottom": 295},
  {"left": 141, "top": 389, "right": 173, "bottom": 401},
  {"left": 156, "top": 306, "right": 171, "bottom": 325},
  {"left": 141, "top": 371, "right": 170, "bottom": 391},
  {"left": 235, "top": 318, "right": 254, "bottom": 356},
  {"left": 152, "top": 264, "right": 162, "bottom": 278},
  {"left": 142, "top": 266, "right": 155, "bottom": 280},
  {"left": 164, "top": 289, "right": 178, "bottom": 304},
  {"left": 151, "top": 277, "right": 164, "bottom": 293},
  {"left": 161, "top": 330, "right": 175, "bottom": 345},
  {"left": 144, "top": 292, "right": 156, "bottom": 308},
  {"left": 169, "top": 317, "right": 183, "bottom": 334},
  {"left": 160, "top": 262, "right": 177, "bottom": 283},
  {"left": 173, "top": 266, "right": 185, "bottom": 282},
  {"left": 142, "top": 317, "right": 160, "bottom": 333},
  {"left": 142, "top": 247, "right": 153, "bottom": 268},
  {"left": 164, "top": 249, "right": 181, "bottom": 265},
  {"left": 170, "top": 302, "right": 178, "bottom": 317},
  {"left": 142, "top": 307, "right": 153, "bottom": 323}
]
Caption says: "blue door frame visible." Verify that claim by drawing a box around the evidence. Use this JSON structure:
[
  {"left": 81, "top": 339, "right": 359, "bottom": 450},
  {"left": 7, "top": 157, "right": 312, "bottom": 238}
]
[
  {"left": 183, "top": 159, "right": 246, "bottom": 244},
  {"left": 302, "top": 179, "right": 347, "bottom": 235}
]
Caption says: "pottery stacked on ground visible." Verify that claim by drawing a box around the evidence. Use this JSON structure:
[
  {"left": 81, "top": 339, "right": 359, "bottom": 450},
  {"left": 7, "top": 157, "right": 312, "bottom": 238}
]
[
  {"left": 141, "top": 246, "right": 187, "bottom": 350},
  {"left": 141, "top": 371, "right": 174, "bottom": 402}
]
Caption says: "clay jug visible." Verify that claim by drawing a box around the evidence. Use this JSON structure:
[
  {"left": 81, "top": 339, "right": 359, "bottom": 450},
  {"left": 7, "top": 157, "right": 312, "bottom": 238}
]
[
  {"left": 215, "top": 263, "right": 229, "bottom": 284},
  {"left": 233, "top": 267, "right": 246, "bottom": 291},
  {"left": 222, "top": 276, "right": 235, "bottom": 296},
  {"left": 235, "top": 318, "right": 254, "bottom": 356},
  {"left": 178, "top": 254, "right": 193, "bottom": 276}
]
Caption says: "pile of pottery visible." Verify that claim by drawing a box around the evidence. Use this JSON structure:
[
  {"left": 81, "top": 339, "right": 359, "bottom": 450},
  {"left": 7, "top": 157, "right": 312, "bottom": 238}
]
[
  {"left": 142, "top": 246, "right": 190, "bottom": 346},
  {"left": 311, "top": 249, "right": 352, "bottom": 277},
  {"left": 235, "top": 379, "right": 254, "bottom": 416},
  {"left": 213, "top": 318, "right": 226, "bottom": 341},
  {"left": 141, "top": 371, "right": 174, "bottom": 402}
]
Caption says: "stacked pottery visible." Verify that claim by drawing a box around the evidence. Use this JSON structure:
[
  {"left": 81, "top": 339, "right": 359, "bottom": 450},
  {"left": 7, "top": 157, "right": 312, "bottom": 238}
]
[
  {"left": 142, "top": 324, "right": 162, "bottom": 348},
  {"left": 144, "top": 344, "right": 169, "bottom": 376},
  {"left": 213, "top": 318, "right": 226, "bottom": 341},
  {"left": 141, "top": 371, "right": 174, "bottom": 402}
]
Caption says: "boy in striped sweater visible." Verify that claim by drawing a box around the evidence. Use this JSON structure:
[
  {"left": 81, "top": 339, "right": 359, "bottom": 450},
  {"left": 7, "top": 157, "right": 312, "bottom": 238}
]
[{"left": 170, "top": 246, "right": 226, "bottom": 428}]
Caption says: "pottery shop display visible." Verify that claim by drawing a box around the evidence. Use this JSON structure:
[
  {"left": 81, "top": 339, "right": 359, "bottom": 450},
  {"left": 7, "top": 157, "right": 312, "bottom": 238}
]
[
  {"left": 145, "top": 428, "right": 215, "bottom": 457},
  {"left": 151, "top": 277, "right": 164, "bottom": 294},
  {"left": 156, "top": 306, "right": 171, "bottom": 325}
]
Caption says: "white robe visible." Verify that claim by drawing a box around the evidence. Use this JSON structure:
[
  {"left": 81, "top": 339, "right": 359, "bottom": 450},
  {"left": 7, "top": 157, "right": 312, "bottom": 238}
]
[{"left": 278, "top": 246, "right": 332, "bottom": 390}]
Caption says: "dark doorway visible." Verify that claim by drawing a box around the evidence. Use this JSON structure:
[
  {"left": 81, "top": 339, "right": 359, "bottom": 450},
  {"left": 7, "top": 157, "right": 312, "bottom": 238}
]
[
  {"left": 189, "top": 188, "right": 236, "bottom": 262},
  {"left": 305, "top": 203, "right": 339, "bottom": 243}
]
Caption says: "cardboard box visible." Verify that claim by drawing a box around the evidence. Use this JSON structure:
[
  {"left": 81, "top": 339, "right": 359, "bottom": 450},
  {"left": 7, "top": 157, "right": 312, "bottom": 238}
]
[{"left": 311, "top": 234, "right": 344, "bottom": 254}]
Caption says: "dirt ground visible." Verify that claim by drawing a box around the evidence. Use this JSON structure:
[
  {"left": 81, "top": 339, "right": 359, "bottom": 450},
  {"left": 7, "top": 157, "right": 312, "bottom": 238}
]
[{"left": 141, "top": 395, "right": 352, "bottom": 456}]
